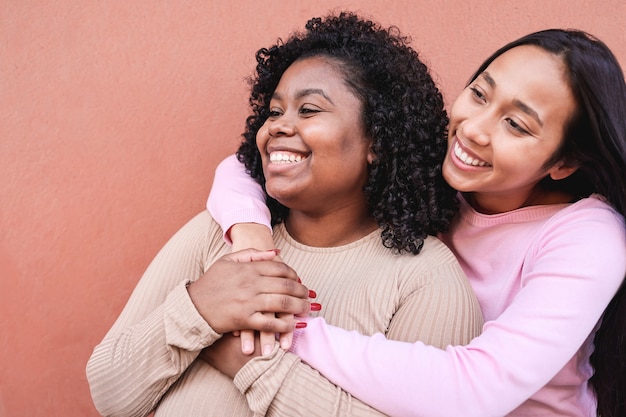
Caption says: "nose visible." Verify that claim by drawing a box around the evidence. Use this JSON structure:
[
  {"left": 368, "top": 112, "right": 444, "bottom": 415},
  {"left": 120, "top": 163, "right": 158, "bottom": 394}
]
[
  {"left": 267, "top": 112, "right": 296, "bottom": 138},
  {"left": 459, "top": 109, "right": 492, "bottom": 147}
]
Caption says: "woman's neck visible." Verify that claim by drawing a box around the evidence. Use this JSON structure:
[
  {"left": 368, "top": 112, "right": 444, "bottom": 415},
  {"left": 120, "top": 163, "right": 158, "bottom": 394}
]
[
  {"left": 464, "top": 188, "right": 576, "bottom": 214},
  {"left": 284, "top": 206, "right": 379, "bottom": 247}
]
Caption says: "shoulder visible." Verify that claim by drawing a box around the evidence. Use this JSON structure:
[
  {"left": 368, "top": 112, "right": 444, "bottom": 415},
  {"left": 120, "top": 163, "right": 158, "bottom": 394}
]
[
  {"left": 393, "top": 235, "right": 469, "bottom": 286},
  {"left": 168, "top": 211, "right": 230, "bottom": 262},
  {"left": 545, "top": 195, "right": 625, "bottom": 238},
  {"left": 531, "top": 196, "right": 626, "bottom": 277},
  {"left": 409, "top": 235, "right": 460, "bottom": 267},
  {"left": 177, "top": 210, "right": 224, "bottom": 240},
  {"left": 392, "top": 237, "right": 478, "bottom": 319}
]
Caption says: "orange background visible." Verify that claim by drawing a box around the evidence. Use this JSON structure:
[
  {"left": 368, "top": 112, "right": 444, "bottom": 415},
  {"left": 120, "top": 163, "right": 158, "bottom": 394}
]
[{"left": 1, "top": 1, "right": 624, "bottom": 415}]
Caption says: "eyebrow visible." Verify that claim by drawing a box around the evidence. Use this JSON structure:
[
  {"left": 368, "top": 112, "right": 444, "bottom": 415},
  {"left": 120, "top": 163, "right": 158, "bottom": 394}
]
[
  {"left": 480, "top": 71, "right": 543, "bottom": 127},
  {"left": 273, "top": 88, "right": 334, "bottom": 104}
]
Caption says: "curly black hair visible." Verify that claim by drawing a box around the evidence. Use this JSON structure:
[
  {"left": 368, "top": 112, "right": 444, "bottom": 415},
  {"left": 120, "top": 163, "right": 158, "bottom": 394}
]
[{"left": 236, "top": 11, "right": 457, "bottom": 254}]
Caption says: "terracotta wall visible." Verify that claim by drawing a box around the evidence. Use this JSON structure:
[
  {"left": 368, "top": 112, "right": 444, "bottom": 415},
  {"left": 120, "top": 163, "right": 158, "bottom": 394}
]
[{"left": 1, "top": 1, "right": 624, "bottom": 415}]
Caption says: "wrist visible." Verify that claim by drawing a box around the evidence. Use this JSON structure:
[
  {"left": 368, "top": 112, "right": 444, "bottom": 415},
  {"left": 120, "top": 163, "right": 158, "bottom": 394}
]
[{"left": 230, "top": 223, "right": 275, "bottom": 252}]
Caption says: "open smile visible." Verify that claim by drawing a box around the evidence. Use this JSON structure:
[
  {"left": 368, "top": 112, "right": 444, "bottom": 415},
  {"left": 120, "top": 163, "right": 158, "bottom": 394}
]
[
  {"left": 269, "top": 151, "right": 309, "bottom": 164},
  {"left": 453, "top": 142, "right": 491, "bottom": 167}
]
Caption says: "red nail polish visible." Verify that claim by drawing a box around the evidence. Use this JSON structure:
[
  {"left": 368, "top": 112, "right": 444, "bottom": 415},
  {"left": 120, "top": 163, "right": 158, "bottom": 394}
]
[
  {"left": 308, "top": 289, "right": 317, "bottom": 298},
  {"left": 295, "top": 322, "right": 307, "bottom": 329},
  {"left": 310, "top": 302, "right": 322, "bottom": 311}
]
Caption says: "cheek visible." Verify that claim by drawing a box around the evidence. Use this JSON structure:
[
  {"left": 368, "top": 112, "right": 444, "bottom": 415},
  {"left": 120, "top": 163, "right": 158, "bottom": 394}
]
[
  {"left": 501, "top": 140, "right": 554, "bottom": 169},
  {"left": 441, "top": 157, "right": 462, "bottom": 190},
  {"left": 255, "top": 123, "right": 270, "bottom": 151},
  {"left": 448, "top": 90, "right": 471, "bottom": 121}
]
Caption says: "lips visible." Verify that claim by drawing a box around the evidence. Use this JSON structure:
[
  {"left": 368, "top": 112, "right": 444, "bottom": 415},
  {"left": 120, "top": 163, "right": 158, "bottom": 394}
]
[{"left": 453, "top": 141, "right": 491, "bottom": 167}]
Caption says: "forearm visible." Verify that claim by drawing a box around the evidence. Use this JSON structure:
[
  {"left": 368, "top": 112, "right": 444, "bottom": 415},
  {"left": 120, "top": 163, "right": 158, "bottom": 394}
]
[
  {"left": 290, "top": 318, "right": 495, "bottom": 417},
  {"left": 289, "top": 250, "right": 625, "bottom": 417},
  {"left": 87, "top": 282, "right": 220, "bottom": 417},
  {"left": 207, "top": 155, "right": 271, "bottom": 243},
  {"left": 234, "top": 345, "right": 388, "bottom": 416}
]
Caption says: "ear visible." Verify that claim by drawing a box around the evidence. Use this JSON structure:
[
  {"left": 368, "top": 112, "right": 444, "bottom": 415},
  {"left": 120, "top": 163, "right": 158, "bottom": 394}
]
[
  {"left": 366, "top": 141, "right": 376, "bottom": 164},
  {"left": 547, "top": 160, "right": 578, "bottom": 181}
]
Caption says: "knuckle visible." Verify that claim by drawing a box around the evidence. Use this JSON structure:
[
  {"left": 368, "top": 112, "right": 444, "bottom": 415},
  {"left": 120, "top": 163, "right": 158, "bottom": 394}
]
[
  {"left": 282, "top": 277, "right": 296, "bottom": 293},
  {"left": 277, "top": 261, "right": 294, "bottom": 277},
  {"left": 262, "top": 319, "right": 276, "bottom": 333}
]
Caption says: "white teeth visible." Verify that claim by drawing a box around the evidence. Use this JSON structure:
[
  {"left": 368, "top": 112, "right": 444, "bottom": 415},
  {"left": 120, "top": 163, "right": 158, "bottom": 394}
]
[
  {"left": 269, "top": 152, "right": 305, "bottom": 164},
  {"left": 454, "top": 142, "right": 489, "bottom": 167}
]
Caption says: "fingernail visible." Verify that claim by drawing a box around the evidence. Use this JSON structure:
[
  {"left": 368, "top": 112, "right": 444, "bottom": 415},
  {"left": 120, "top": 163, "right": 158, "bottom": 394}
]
[
  {"left": 298, "top": 277, "right": 302, "bottom": 283},
  {"left": 308, "top": 289, "right": 317, "bottom": 298},
  {"left": 310, "top": 303, "right": 322, "bottom": 311},
  {"left": 270, "top": 248, "right": 281, "bottom": 255},
  {"left": 262, "top": 344, "right": 273, "bottom": 355},
  {"left": 295, "top": 322, "right": 307, "bottom": 329},
  {"left": 243, "top": 340, "right": 254, "bottom": 354}
]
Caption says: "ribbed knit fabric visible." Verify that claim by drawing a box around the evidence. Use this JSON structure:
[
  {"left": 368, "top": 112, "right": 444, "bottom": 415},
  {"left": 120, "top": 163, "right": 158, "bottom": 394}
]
[{"left": 86, "top": 211, "right": 483, "bottom": 416}]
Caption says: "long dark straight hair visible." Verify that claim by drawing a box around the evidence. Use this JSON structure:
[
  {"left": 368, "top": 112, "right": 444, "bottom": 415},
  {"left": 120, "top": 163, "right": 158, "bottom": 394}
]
[{"left": 469, "top": 29, "right": 626, "bottom": 416}]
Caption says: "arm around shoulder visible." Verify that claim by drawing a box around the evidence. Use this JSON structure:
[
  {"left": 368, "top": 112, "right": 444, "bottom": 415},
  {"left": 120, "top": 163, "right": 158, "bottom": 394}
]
[{"left": 207, "top": 154, "right": 272, "bottom": 243}]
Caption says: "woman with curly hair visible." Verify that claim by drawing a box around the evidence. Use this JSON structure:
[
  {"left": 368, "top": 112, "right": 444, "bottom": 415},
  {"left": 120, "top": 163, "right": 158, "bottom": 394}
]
[
  {"left": 206, "top": 20, "right": 626, "bottom": 417},
  {"left": 86, "top": 12, "right": 482, "bottom": 417}
]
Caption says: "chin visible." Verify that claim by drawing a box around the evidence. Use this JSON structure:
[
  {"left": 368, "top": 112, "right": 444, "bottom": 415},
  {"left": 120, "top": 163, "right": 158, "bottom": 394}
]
[
  {"left": 441, "top": 163, "right": 455, "bottom": 185},
  {"left": 265, "top": 188, "right": 290, "bottom": 204},
  {"left": 441, "top": 171, "right": 466, "bottom": 193}
]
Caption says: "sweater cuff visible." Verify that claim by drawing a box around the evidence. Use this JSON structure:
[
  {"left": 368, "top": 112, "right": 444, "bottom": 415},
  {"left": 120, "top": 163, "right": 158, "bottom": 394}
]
[
  {"left": 163, "top": 280, "right": 221, "bottom": 350},
  {"left": 233, "top": 343, "right": 300, "bottom": 415}
]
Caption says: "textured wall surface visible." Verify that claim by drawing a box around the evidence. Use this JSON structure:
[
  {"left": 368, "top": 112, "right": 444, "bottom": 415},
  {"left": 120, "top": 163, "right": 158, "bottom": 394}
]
[{"left": 1, "top": 1, "right": 624, "bottom": 415}]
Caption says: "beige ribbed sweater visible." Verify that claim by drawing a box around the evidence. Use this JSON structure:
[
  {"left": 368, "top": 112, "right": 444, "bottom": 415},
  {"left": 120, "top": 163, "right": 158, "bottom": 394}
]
[{"left": 86, "top": 211, "right": 483, "bottom": 417}]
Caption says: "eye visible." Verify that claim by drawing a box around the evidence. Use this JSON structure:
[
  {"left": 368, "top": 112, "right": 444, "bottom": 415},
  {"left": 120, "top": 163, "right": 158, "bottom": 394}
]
[
  {"left": 299, "top": 105, "right": 321, "bottom": 116},
  {"left": 268, "top": 107, "right": 283, "bottom": 118},
  {"left": 505, "top": 118, "right": 530, "bottom": 135},
  {"left": 469, "top": 86, "right": 486, "bottom": 103}
]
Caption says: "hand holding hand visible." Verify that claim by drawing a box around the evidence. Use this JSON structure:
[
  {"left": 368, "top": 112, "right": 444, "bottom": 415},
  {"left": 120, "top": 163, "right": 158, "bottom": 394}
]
[
  {"left": 186, "top": 248, "right": 310, "bottom": 335},
  {"left": 229, "top": 224, "right": 304, "bottom": 354}
]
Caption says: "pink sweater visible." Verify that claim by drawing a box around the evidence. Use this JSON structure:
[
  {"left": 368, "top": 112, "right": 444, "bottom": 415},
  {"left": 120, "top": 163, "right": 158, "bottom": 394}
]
[{"left": 208, "top": 155, "right": 626, "bottom": 416}]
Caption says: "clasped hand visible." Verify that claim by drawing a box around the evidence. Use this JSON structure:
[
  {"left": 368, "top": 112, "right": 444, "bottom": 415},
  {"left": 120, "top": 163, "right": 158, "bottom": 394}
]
[
  {"left": 188, "top": 248, "right": 317, "bottom": 377},
  {"left": 187, "top": 248, "right": 311, "bottom": 335}
]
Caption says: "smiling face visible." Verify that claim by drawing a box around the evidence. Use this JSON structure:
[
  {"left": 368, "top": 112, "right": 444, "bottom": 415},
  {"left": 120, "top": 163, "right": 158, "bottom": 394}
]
[
  {"left": 256, "top": 56, "right": 374, "bottom": 215},
  {"left": 442, "top": 45, "right": 579, "bottom": 214}
]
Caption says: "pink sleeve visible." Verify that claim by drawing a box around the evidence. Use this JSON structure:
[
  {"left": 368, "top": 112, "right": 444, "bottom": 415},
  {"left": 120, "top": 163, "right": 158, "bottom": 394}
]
[
  {"left": 207, "top": 154, "right": 272, "bottom": 244},
  {"left": 290, "top": 206, "right": 626, "bottom": 417}
]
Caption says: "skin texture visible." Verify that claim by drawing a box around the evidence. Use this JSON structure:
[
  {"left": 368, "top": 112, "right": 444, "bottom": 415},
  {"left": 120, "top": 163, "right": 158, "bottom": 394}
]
[
  {"left": 258, "top": 56, "right": 378, "bottom": 246},
  {"left": 228, "top": 224, "right": 292, "bottom": 354},
  {"left": 187, "top": 248, "right": 310, "bottom": 334},
  {"left": 201, "top": 332, "right": 261, "bottom": 379},
  {"left": 442, "top": 45, "right": 578, "bottom": 214}
]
